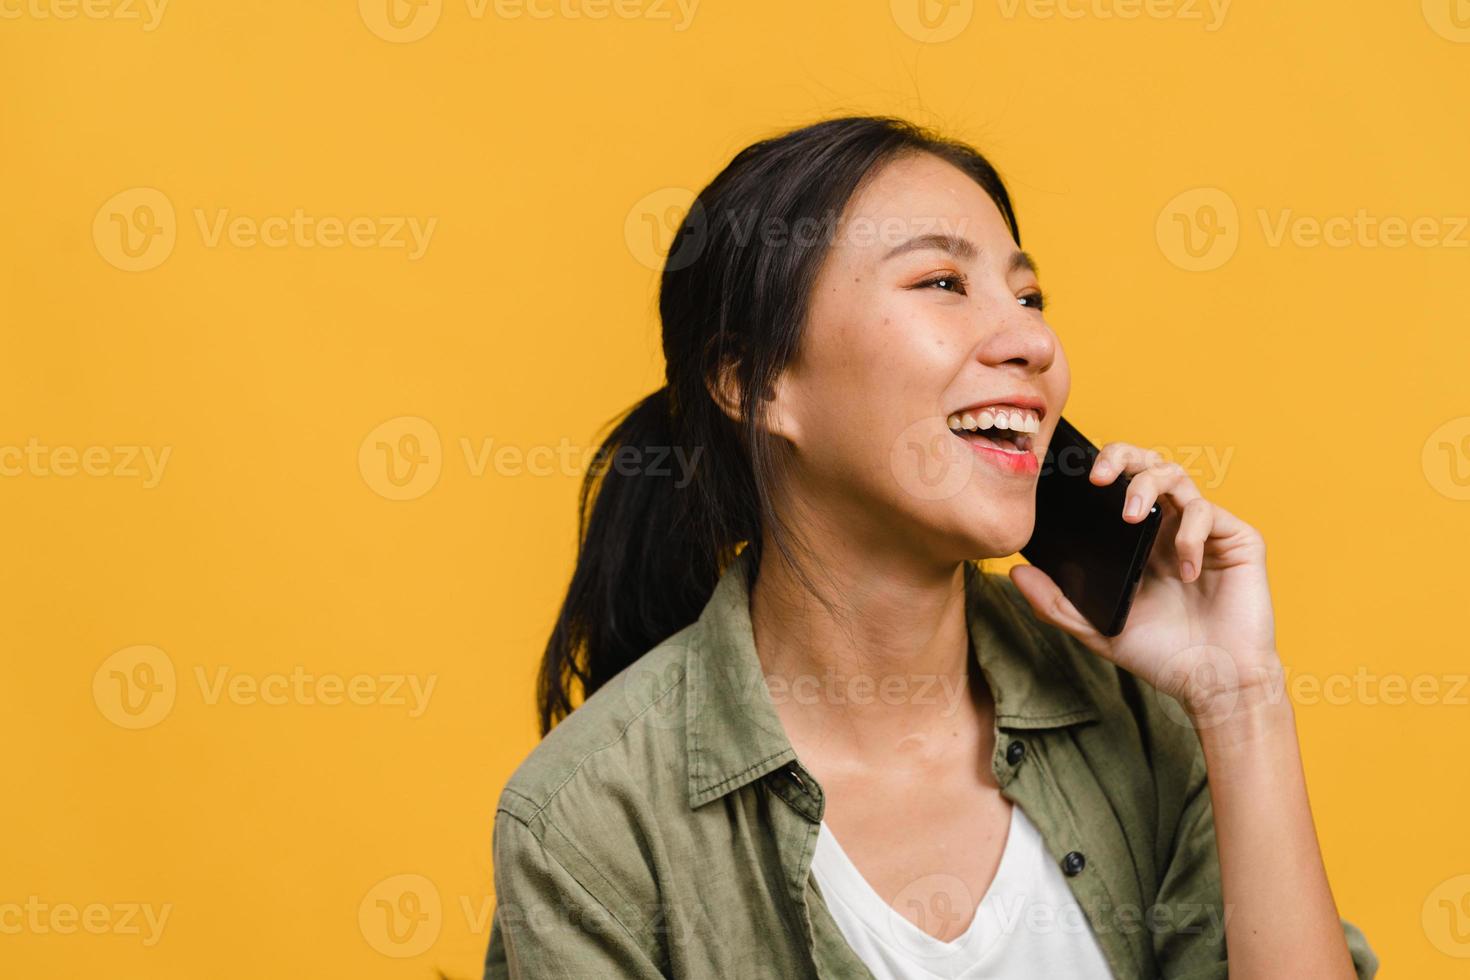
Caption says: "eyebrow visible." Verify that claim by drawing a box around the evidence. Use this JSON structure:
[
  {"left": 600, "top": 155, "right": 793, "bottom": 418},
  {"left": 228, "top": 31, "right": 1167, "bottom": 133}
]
[{"left": 883, "top": 233, "right": 1038, "bottom": 276}]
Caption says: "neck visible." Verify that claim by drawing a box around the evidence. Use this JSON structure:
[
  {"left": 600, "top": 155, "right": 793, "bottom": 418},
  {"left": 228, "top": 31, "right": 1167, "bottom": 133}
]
[{"left": 748, "top": 528, "right": 986, "bottom": 764}]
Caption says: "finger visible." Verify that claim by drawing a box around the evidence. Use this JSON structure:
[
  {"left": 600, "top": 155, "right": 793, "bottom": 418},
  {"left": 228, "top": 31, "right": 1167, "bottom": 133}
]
[
  {"left": 1090, "top": 442, "right": 1162, "bottom": 486},
  {"left": 1195, "top": 499, "right": 1268, "bottom": 564},
  {"left": 1008, "top": 564, "right": 1108, "bottom": 655},
  {"left": 1120, "top": 460, "right": 1202, "bottom": 523},
  {"left": 1173, "top": 497, "right": 1214, "bottom": 581}
]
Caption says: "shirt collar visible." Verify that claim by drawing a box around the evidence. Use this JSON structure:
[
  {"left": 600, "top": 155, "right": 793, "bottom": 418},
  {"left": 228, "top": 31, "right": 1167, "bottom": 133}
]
[{"left": 684, "top": 547, "right": 1100, "bottom": 810}]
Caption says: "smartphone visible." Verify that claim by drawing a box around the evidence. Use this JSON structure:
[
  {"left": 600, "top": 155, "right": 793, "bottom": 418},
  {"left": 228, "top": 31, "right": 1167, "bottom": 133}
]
[{"left": 1020, "top": 415, "right": 1162, "bottom": 637}]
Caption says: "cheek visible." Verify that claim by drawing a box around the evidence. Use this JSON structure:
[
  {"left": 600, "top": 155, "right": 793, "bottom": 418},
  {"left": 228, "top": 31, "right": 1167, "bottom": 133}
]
[
  {"left": 859, "top": 305, "right": 956, "bottom": 381},
  {"left": 805, "top": 331, "right": 959, "bottom": 486},
  {"left": 799, "top": 300, "right": 893, "bottom": 394},
  {"left": 824, "top": 325, "right": 942, "bottom": 430},
  {"left": 791, "top": 286, "right": 965, "bottom": 462},
  {"left": 1047, "top": 345, "right": 1072, "bottom": 401}
]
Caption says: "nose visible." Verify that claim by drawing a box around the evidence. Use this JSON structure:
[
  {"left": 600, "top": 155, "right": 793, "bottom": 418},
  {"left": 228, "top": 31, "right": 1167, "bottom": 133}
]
[{"left": 973, "top": 296, "right": 1057, "bottom": 374}]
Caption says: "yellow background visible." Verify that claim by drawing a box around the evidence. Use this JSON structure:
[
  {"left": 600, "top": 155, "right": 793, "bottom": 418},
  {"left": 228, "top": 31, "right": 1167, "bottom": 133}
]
[{"left": 3, "top": 0, "right": 1468, "bottom": 976}]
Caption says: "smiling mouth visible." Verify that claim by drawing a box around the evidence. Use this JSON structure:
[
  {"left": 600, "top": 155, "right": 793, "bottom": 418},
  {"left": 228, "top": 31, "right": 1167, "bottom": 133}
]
[{"left": 946, "top": 406, "right": 1038, "bottom": 456}]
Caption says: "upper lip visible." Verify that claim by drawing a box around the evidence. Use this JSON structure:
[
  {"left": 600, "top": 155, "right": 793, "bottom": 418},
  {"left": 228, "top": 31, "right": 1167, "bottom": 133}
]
[{"left": 949, "top": 394, "right": 1048, "bottom": 421}]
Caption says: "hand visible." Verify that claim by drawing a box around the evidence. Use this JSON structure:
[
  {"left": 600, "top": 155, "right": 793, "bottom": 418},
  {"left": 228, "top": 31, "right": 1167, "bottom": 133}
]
[{"left": 1008, "top": 441, "right": 1284, "bottom": 725}]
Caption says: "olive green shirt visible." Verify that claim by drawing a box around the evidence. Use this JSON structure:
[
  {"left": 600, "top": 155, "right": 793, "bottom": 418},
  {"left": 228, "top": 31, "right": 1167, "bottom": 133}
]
[{"left": 484, "top": 548, "right": 1378, "bottom": 978}]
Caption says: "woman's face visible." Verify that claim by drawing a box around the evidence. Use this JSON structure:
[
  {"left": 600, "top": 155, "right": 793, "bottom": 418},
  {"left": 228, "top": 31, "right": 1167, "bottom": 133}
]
[{"left": 767, "top": 151, "right": 1070, "bottom": 564}]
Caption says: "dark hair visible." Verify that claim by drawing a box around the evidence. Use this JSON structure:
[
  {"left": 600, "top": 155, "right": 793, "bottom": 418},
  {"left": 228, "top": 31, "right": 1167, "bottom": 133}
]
[{"left": 536, "top": 115, "right": 1022, "bottom": 734}]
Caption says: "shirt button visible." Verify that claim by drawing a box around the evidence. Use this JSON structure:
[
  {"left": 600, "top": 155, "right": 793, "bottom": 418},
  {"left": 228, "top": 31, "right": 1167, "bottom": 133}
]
[
  {"left": 786, "top": 765, "right": 806, "bottom": 791},
  {"left": 1062, "top": 851, "right": 1086, "bottom": 876},
  {"left": 1005, "top": 740, "right": 1026, "bottom": 765}
]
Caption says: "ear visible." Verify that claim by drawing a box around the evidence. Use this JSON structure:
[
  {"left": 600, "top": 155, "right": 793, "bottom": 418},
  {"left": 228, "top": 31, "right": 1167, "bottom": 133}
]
[
  {"left": 706, "top": 360, "right": 745, "bottom": 425},
  {"left": 706, "top": 361, "right": 802, "bottom": 444}
]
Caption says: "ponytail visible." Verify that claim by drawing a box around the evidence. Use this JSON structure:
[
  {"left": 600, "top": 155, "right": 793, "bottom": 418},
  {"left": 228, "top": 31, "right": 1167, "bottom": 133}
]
[{"left": 536, "top": 384, "right": 736, "bottom": 734}]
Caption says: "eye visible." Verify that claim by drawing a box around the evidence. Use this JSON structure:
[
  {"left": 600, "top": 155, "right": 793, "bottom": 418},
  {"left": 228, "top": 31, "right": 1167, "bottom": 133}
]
[
  {"left": 1018, "top": 289, "right": 1047, "bottom": 311},
  {"left": 915, "top": 273, "right": 968, "bottom": 295}
]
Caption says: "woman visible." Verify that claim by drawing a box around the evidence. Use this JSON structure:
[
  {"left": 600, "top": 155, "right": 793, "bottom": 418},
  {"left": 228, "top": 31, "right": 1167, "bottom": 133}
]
[{"left": 483, "top": 116, "right": 1378, "bottom": 979}]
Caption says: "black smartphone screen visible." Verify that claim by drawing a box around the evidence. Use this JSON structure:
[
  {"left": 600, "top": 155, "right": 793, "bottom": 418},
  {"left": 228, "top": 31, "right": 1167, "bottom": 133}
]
[{"left": 1019, "top": 415, "right": 1162, "bottom": 637}]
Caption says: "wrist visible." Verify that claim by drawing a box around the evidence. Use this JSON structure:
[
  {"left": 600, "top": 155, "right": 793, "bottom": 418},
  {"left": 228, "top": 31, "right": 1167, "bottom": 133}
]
[{"left": 1185, "top": 656, "right": 1292, "bottom": 743}]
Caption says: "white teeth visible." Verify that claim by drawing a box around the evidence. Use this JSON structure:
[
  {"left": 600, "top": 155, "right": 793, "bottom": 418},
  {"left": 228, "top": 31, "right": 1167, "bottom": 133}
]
[{"left": 946, "top": 406, "right": 1040, "bottom": 434}]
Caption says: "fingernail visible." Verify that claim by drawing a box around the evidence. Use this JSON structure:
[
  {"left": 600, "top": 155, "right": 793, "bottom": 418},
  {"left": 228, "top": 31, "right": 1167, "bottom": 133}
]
[
  {"left": 1181, "top": 560, "right": 1195, "bottom": 580},
  {"left": 1125, "top": 496, "right": 1142, "bottom": 518}
]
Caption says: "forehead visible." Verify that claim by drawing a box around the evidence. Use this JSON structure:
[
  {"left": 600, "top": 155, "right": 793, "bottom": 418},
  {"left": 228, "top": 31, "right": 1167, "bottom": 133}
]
[{"left": 835, "top": 151, "right": 1011, "bottom": 250}]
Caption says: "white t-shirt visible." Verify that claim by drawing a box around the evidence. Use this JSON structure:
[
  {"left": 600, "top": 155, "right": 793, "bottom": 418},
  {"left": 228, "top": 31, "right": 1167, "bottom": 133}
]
[{"left": 809, "top": 804, "right": 1114, "bottom": 979}]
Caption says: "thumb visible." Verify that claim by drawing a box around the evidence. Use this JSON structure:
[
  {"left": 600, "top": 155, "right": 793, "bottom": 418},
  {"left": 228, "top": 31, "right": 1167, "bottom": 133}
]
[{"left": 1007, "top": 564, "right": 1109, "bottom": 655}]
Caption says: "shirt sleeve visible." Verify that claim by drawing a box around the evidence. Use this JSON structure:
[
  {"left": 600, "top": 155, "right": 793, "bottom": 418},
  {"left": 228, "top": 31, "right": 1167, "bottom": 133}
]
[
  {"left": 483, "top": 810, "right": 665, "bottom": 980},
  {"left": 1152, "top": 737, "right": 1380, "bottom": 979}
]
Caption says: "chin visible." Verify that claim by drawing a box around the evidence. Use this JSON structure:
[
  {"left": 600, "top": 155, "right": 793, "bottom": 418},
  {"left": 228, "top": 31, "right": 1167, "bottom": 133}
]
[{"left": 956, "top": 507, "right": 1035, "bottom": 559}]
